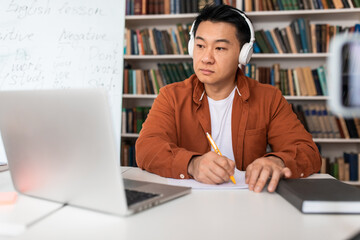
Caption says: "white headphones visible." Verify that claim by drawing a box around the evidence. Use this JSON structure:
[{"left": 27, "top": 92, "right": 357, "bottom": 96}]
[{"left": 188, "top": 9, "right": 255, "bottom": 66}]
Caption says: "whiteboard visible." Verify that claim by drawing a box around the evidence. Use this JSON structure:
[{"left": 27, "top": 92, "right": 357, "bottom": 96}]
[{"left": 0, "top": 0, "right": 125, "bottom": 162}]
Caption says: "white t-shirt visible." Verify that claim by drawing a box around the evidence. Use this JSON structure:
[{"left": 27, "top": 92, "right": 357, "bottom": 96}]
[{"left": 207, "top": 87, "right": 236, "bottom": 161}]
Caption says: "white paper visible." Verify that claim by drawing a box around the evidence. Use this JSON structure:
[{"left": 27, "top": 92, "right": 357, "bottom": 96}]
[
  {"left": 167, "top": 169, "right": 248, "bottom": 189},
  {"left": 0, "top": 223, "right": 26, "bottom": 236}
]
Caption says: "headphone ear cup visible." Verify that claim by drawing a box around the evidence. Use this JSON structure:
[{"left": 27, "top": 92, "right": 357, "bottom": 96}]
[
  {"left": 239, "top": 42, "right": 253, "bottom": 66},
  {"left": 188, "top": 35, "right": 194, "bottom": 58}
]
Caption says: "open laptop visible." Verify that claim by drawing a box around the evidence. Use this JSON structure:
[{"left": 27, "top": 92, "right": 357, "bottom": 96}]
[{"left": 0, "top": 89, "right": 191, "bottom": 216}]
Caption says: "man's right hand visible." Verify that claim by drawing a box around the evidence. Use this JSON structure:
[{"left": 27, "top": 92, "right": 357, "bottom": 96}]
[{"left": 187, "top": 152, "right": 235, "bottom": 184}]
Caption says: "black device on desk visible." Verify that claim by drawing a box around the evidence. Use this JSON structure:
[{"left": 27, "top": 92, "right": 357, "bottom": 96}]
[{"left": 328, "top": 33, "right": 360, "bottom": 117}]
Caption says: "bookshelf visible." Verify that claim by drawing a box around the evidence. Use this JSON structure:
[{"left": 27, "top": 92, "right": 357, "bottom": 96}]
[{"left": 123, "top": 7, "right": 360, "bottom": 184}]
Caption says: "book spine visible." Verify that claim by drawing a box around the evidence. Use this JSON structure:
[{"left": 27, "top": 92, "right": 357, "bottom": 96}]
[
  {"left": 317, "top": 66, "right": 328, "bottom": 96},
  {"left": 276, "top": 181, "right": 305, "bottom": 213},
  {"left": 265, "top": 30, "right": 279, "bottom": 53},
  {"left": 344, "top": 152, "right": 359, "bottom": 181}
]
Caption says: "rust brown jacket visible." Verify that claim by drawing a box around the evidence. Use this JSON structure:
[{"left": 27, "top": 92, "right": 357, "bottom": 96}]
[{"left": 135, "top": 71, "right": 322, "bottom": 179}]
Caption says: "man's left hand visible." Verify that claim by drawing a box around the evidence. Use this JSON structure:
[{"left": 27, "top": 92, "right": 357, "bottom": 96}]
[{"left": 245, "top": 156, "right": 292, "bottom": 193}]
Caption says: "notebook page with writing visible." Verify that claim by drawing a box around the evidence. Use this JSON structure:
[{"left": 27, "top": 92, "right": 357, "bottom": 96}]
[{"left": 166, "top": 169, "right": 248, "bottom": 189}]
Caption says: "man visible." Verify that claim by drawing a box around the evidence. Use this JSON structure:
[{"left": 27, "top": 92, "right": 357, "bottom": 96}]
[{"left": 135, "top": 4, "right": 321, "bottom": 193}]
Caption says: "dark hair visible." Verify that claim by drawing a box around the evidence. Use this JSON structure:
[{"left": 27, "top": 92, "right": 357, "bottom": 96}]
[{"left": 193, "top": 4, "right": 251, "bottom": 47}]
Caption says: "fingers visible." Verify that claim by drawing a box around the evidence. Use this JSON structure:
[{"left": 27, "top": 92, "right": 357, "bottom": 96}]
[
  {"left": 246, "top": 157, "right": 292, "bottom": 193},
  {"left": 267, "top": 167, "right": 292, "bottom": 192},
  {"left": 188, "top": 152, "right": 235, "bottom": 184},
  {"left": 245, "top": 164, "right": 260, "bottom": 191},
  {"left": 207, "top": 157, "right": 235, "bottom": 184},
  {"left": 267, "top": 169, "right": 281, "bottom": 192},
  {"left": 282, "top": 167, "right": 292, "bottom": 178},
  {"left": 215, "top": 157, "right": 235, "bottom": 176}
]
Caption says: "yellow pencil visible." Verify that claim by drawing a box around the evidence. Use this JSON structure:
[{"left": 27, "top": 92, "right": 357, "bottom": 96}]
[{"left": 206, "top": 132, "right": 236, "bottom": 184}]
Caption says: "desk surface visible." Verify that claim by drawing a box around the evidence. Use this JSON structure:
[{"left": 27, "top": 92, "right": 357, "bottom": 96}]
[{"left": 0, "top": 167, "right": 360, "bottom": 240}]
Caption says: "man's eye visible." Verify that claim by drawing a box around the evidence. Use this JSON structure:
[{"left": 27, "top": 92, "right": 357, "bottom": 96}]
[
  {"left": 196, "top": 44, "right": 204, "bottom": 48},
  {"left": 216, "top": 47, "right": 226, "bottom": 50}
]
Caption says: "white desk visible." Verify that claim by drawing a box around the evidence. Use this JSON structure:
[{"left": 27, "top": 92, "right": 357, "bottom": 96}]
[{"left": 0, "top": 167, "right": 360, "bottom": 240}]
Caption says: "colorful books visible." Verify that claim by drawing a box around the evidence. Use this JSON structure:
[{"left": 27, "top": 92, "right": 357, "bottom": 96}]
[
  {"left": 125, "top": 23, "right": 191, "bottom": 55},
  {"left": 125, "top": 0, "right": 237, "bottom": 15},
  {"left": 241, "top": 0, "right": 360, "bottom": 11},
  {"left": 245, "top": 63, "right": 328, "bottom": 97},
  {"left": 123, "top": 62, "right": 194, "bottom": 94},
  {"left": 292, "top": 102, "right": 360, "bottom": 141},
  {"left": 254, "top": 18, "right": 359, "bottom": 54}
]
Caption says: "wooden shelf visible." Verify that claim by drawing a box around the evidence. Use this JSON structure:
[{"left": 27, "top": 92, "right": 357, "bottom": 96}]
[
  {"left": 252, "top": 53, "right": 328, "bottom": 58},
  {"left": 123, "top": 94, "right": 327, "bottom": 101},
  {"left": 125, "top": 9, "right": 360, "bottom": 21},
  {"left": 313, "top": 138, "right": 360, "bottom": 143},
  {"left": 247, "top": 8, "right": 360, "bottom": 16},
  {"left": 124, "top": 55, "right": 191, "bottom": 60},
  {"left": 122, "top": 133, "right": 140, "bottom": 138},
  {"left": 285, "top": 96, "right": 328, "bottom": 101},
  {"left": 123, "top": 94, "right": 157, "bottom": 99},
  {"left": 124, "top": 53, "right": 328, "bottom": 60},
  {"left": 125, "top": 8, "right": 360, "bottom": 25},
  {"left": 125, "top": 13, "right": 197, "bottom": 21},
  {"left": 122, "top": 133, "right": 360, "bottom": 144}
]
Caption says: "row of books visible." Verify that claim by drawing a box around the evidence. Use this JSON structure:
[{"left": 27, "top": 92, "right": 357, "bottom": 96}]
[
  {"left": 121, "top": 141, "right": 137, "bottom": 167},
  {"left": 124, "top": 62, "right": 326, "bottom": 97},
  {"left": 122, "top": 107, "right": 151, "bottom": 134},
  {"left": 125, "top": 23, "right": 191, "bottom": 55},
  {"left": 321, "top": 152, "right": 359, "bottom": 181},
  {"left": 246, "top": 64, "right": 328, "bottom": 96},
  {"left": 243, "top": 0, "right": 360, "bottom": 11},
  {"left": 293, "top": 103, "right": 360, "bottom": 139},
  {"left": 254, "top": 19, "right": 360, "bottom": 54},
  {"left": 125, "top": 0, "right": 236, "bottom": 15},
  {"left": 121, "top": 102, "right": 360, "bottom": 139},
  {"left": 123, "top": 62, "right": 194, "bottom": 94}
]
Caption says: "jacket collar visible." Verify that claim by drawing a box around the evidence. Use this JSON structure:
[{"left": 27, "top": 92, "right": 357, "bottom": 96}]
[{"left": 192, "top": 69, "right": 250, "bottom": 105}]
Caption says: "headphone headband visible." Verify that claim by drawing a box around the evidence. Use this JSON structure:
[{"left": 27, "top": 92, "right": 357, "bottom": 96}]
[{"left": 188, "top": 8, "right": 255, "bottom": 66}]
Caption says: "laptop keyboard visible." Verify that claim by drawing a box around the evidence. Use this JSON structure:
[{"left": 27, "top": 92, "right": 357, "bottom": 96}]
[{"left": 125, "top": 189, "right": 159, "bottom": 206}]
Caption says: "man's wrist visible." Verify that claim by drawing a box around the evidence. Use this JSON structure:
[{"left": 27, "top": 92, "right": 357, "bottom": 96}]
[
  {"left": 187, "top": 156, "right": 199, "bottom": 178},
  {"left": 266, "top": 155, "right": 285, "bottom": 167}
]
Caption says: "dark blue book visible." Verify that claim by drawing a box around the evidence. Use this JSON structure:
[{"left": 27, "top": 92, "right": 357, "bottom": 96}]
[
  {"left": 355, "top": 24, "right": 360, "bottom": 32},
  {"left": 130, "top": 30, "right": 137, "bottom": 55},
  {"left": 277, "top": 0, "right": 284, "bottom": 10},
  {"left": 316, "top": 0, "right": 324, "bottom": 8},
  {"left": 270, "top": 68, "right": 275, "bottom": 86},
  {"left": 344, "top": 153, "right": 359, "bottom": 181},
  {"left": 245, "top": 64, "right": 251, "bottom": 77},
  {"left": 341, "top": 0, "right": 350, "bottom": 8},
  {"left": 290, "top": 19, "right": 303, "bottom": 53},
  {"left": 265, "top": 30, "right": 279, "bottom": 53},
  {"left": 297, "top": 18, "right": 309, "bottom": 53},
  {"left": 175, "top": 0, "right": 180, "bottom": 14},
  {"left": 344, "top": 119, "right": 359, "bottom": 139},
  {"left": 311, "top": 69, "right": 323, "bottom": 95},
  {"left": 312, "top": 0, "right": 319, "bottom": 9},
  {"left": 253, "top": 42, "right": 261, "bottom": 53}
]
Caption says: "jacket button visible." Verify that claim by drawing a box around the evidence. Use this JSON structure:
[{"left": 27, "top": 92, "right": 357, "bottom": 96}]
[
  {"left": 300, "top": 173, "right": 304, "bottom": 177},
  {"left": 180, "top": 174, "right": 185, "bottom": 179}
]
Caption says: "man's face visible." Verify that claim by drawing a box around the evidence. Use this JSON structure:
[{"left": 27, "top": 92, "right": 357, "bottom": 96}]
[{"left": 193, "top": 21, "right": 241, "bottom": 87}]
